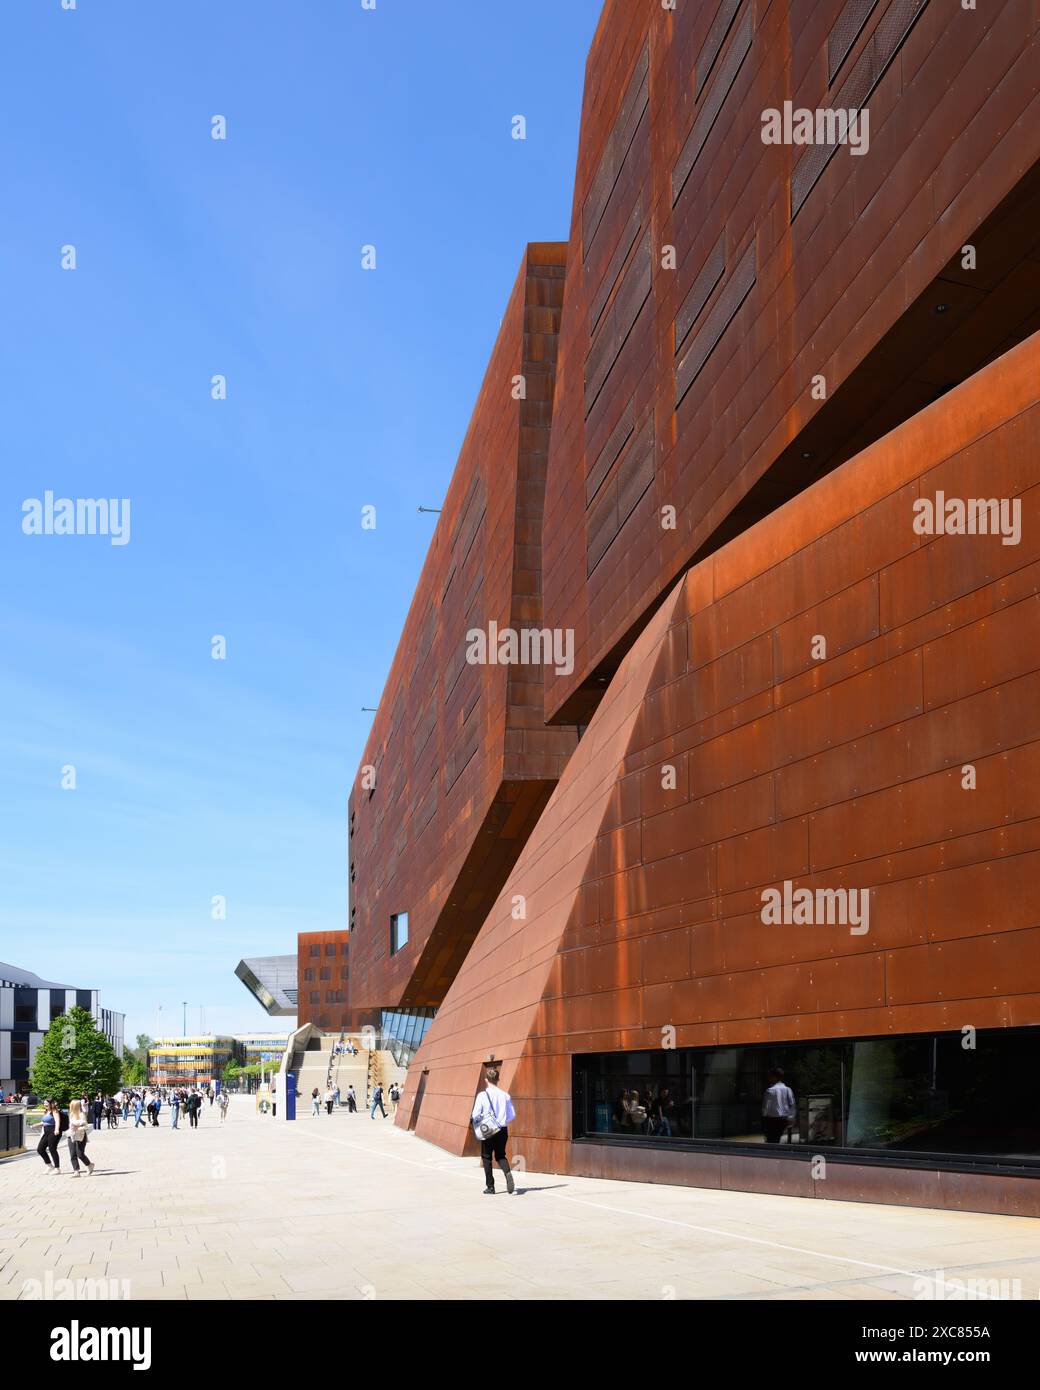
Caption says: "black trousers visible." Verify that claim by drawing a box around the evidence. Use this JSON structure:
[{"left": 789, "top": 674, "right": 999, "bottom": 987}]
[
  {"left": 763, "top": 1116, "right": 789, "bottom": 1143},
  {"left": 347, "top": 1096, "right": 356, "bottom": 1112},
  {"left": 480, "top": 1126, "right": 510, "bottom": 1186},
  {"left": 189, "top": 1109, "right": 199, "bottom": 1127},
  {"left": 67, "top": 1136, "right": 91, "bottom": 1171},
  {"left": 38, "top": 1131, "right": 61, "bottom": 1167}
]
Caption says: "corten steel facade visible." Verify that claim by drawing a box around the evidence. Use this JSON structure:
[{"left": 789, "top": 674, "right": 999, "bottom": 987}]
[
  {"left": 344, "top": 0, "right": 1040, "bottom": 1212},
  {"left": 345, "top": 245, "right": 577, "bottom": 1016},
  {"left": 541, "top": 0, "right": 1040, "bottom": 723}
]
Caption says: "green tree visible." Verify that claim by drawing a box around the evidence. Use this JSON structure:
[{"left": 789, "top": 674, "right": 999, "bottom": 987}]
[
  {"left": 223, "top": 1059, "right": 242, "bottom": 1090},
  {"left": 135, "top": 1033, "right": 153, "bottom": 1052},
  {"left": 121, "top": 1051, "right": 147, "bottom": 1087},
  {"left": 30, "top": 1006, "right": 121, "bottom": 1104}
]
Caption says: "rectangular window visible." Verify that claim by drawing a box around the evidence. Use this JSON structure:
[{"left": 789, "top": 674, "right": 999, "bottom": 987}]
[
  {"left": 12, "top": 1040, "right": 29, "bottom": 1061},
  {"left": 325, "top": 943, "right": 336, "bottom": 956},
  {"left": 573, "top": 1028, "right": 1040, "bottom": 1168},
  {"left": 14, "top": 1004, "right": 35, "bottom": 1024},
  {"left": 390, "top": 911, "right": 409, "bottom": 955},
  {"left": 309, "top": 945, "right": 320, "bottom": 958}
]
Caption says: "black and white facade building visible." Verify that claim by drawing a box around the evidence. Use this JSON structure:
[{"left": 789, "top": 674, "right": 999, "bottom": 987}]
[{"left": 0, "top": 961, "right": 125, "bottom": 1093}]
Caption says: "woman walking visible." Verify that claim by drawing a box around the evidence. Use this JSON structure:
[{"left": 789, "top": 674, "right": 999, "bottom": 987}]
[
  {"left": 36, "top": 1100, "right": 62, "bottom": 1174},
  {"left": 67, "top": 1099, "right": 96, "bottom": 1176},
  {"left": 311, "top": 1087, "right": 320, "bottom": 1116},
  {"left": 471, "top": 1066, "right": 517, "bottom": 1196}
]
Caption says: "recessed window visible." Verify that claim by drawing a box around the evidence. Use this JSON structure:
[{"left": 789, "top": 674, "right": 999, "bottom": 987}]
[
  {"left": 14, "top": 1004, "right": 35, "bottom": 1024},
  {"left": 390, "top": 911, "right": 409, "bottom": 955},
  {"left": 12, "top": 1040, "right": 29, "bottom": 1061}
]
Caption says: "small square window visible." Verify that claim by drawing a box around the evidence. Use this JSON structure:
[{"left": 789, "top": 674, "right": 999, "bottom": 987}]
[{"left": 390, "top": 911, "right": 409, "bottom": 955}]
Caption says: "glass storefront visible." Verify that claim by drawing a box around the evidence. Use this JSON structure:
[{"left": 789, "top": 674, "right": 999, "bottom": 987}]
[
  {"left": 380, "top": 1007, "right": 435, "bottom": 1068},
  {"left": 573, "top": 1029, "right": 1040, "bottom": 1166}
]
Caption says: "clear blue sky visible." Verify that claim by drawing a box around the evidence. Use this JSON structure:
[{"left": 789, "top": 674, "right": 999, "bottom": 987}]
[{"left": 0, "top": 0, "right": 600, "bottom": 1045}]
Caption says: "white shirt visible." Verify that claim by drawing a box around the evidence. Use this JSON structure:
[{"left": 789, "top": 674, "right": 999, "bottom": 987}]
[
  {"left": 471, "top": 1084, "right": 515, "bottom": 1127},
  {"left": 762, "top": 1082, "right": 796, "bottom": 1118}
]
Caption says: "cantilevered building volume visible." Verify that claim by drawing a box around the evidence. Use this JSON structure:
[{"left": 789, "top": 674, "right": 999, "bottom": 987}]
[{"left": 340, "top": 0, "right": 1040, "bottom": 1215}]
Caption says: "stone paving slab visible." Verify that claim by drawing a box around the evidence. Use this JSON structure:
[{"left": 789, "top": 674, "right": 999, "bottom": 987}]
[{"left": 0, "top": 1100, "right": 1037, "bottom": 1301}]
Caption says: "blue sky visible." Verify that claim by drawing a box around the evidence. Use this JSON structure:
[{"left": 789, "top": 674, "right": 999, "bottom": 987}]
[{"left": 0, "top": 0, "right": 600, "bottom": 1045}]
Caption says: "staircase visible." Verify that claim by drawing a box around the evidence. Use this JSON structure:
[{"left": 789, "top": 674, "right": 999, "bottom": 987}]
[{"left": 284, "top": 1029, "right": 399, "bottom": 1110}]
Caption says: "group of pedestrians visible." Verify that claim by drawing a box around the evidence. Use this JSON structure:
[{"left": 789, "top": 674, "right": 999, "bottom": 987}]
[
  {"left": 307, "top": 1081, "right": 402, "bottom": 1117},
  {"left": 35, "top": 1086, "right": 231, "bottom": 1174},
  {"left": 35, "top": 1097, "right": 97, "bottom": 1176}
]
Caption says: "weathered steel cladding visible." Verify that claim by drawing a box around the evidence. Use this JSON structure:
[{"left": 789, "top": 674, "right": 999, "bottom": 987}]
[
  {"left": 398, "top": 330, "right": 1040, "bottom": 1213},
  {"left": 541, "top": 0, "right": 1040, "bottom": 723},
  {"left": 344, "top": 246, "right": 577, "bottom": 1017}
]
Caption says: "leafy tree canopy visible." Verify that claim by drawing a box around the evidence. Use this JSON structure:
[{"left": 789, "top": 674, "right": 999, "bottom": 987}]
[{"left": 30, "top": 1006, "right": 121, "bottom": 1104}]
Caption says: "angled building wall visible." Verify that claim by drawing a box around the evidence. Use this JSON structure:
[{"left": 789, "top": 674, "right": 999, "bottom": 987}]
[
  {"left": 399, "top": 328, "right": 1040, "bottom": 1214},
  {"left": 345, "top": 245, "right": 578, "bottom": 1015},
  {"left": 542, "top": 0, "right": 1040, "bottom": 723}
]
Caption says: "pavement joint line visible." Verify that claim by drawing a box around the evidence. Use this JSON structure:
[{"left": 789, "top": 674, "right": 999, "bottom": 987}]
[{"left": 295, "top": 1124, "right": 1004, "bottom": 1298}]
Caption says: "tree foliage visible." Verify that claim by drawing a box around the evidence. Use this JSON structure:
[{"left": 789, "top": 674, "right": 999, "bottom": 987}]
[{"left": 29, "top": 1006, "right": 121, "bottom": 1104}]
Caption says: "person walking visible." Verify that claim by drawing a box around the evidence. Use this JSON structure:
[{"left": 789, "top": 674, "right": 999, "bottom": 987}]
[
  {"left": 67, "top": 1099, "right": 96, "bottom": 1177},
  {"left": 471, "top": 1065, "right": 516, "bottom": 1195},
  {"left": 389, "top": 1082, "right": 400, "bottom": 1114},
  {"left": 188, "top": 1091, "right": 201, "bottom": 1129},
  {"left": 219, "top": 1091, "right": 229, "bottom": 1123},
  {"left": 324, "top": 1086, "right": 334, "bottom": 1116},
  {"left": 311, "top": 1087, "right": 320, "bottom": 1117},
  {"left": 133, "top": 1092, "right": 145, "bottom": 1128},
  {"left": 170, "top": 1092, "right": 180, "bottom": 1129},
  {"left": 370, "top": 1084, "right": 386, "bottom": 1119},
  {"left": 91, "top": 1093, "right": 103, "bottom": 1131},
  {"left": 332, "top": 1084, "right": 340, "bottom": 1109},
  {"left": 346, "top": 1085, "right": 357, "bottom": 1113},
  {"left": 762, "top": 1068, "right": 796, "bottom": 1143},
  {"left": 36, "top": 1100, "right": 62, "bottom": 1174}
]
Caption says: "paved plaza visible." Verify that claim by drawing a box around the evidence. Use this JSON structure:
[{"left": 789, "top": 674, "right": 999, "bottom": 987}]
[{"left": 1, "top": 1101, "right": 1037, "bottom": 1301}]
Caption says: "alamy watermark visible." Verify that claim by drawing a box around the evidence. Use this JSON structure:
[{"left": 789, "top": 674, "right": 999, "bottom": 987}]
[
  {"left": 912, "top": 492, "right": 1021, "bottom": 546},
  {"left": 466, "top": 621, "right": 574, "bottom": 676},
  {"left": 22, "top": 492, "right": 131, "bottom": 546},
  {"left": 761, "top": 881, "right": 870, "bottom": 935},
  {"left": 761, "top": 101, "right": 869, "bottom": 155}
]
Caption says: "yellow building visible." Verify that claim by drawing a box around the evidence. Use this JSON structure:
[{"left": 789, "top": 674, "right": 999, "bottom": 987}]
[{"left": 148, "top": 1036, "right": 236, "bottom": 1087}]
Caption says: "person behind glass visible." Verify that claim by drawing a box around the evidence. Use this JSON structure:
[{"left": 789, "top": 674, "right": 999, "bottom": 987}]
[
  {"left": 37, "top": 1100, "right": 62, "bottom": 1173},
  {"left": 67, "top": 1099, "right": 96, "bottom": 1177},
  {"left": 655, "top": 1087, "right": 675, "bottom": 1138},
  {"left": 472, "top": 1066, "right": 516, "bottom": 1195},
  {"left": 762, "top": 1068, "right": 796, "bottom": 1143}
]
